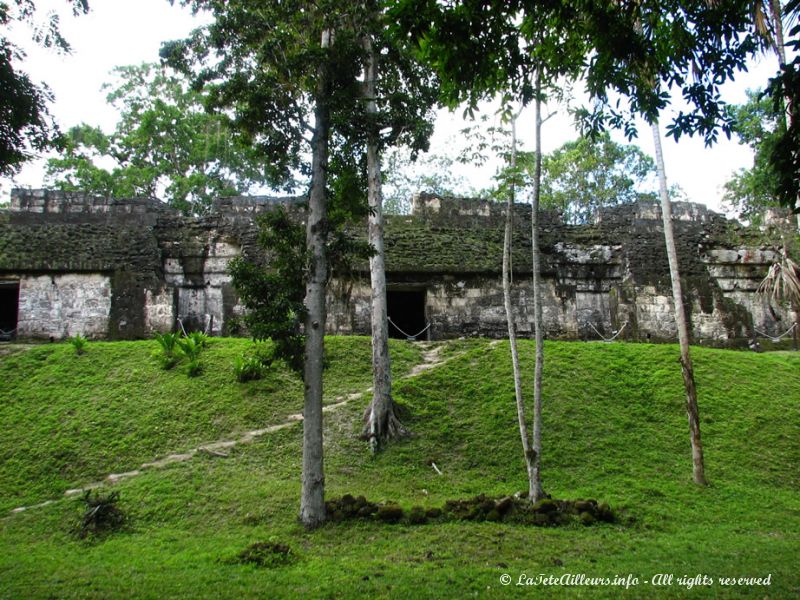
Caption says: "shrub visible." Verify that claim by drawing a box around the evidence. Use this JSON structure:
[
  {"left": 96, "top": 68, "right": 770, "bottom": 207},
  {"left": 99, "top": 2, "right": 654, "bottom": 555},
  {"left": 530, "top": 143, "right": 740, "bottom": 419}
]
[
  {"left": 154, "top": 331, "right": 179, "bottom": 355},
  {"left": 186, "top": 358, "right": 203, "bottom": 378},
  {"left": 153, "top": 332, "right": 180, "bottom": 369},
  {"left": 234, "top": 355, "right": 265, "bottom": 383},
  {"left": 76, "top": 490, "right": 126, "bottom": 539},
  {"left": 186, "top": 331, "right": 209, "bottom": 348},
  {"left": 68, "top": 334, "right": 88, "bottom": 355},
  {"left": 177, "top": 336, "right": 203, "bottom": 362}
]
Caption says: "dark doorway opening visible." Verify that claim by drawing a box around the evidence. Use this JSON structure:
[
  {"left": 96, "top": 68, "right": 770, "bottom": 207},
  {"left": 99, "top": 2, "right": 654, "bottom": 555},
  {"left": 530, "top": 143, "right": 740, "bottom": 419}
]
[
  {"left": 0, "top": 282, "right": 20, "bottom": 341},
  {"left": 387, "top": 289, "right": 427, "bottom": 340}
]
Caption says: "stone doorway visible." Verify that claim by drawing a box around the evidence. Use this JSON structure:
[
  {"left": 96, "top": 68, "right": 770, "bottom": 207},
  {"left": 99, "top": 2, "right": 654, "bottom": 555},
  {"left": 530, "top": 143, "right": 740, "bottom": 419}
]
[
  {"left": 0, "top": 281, "right": 20, "bottom": 340},
  {"left": 387, "top": 289, "right": 428, "bottom": 340}
]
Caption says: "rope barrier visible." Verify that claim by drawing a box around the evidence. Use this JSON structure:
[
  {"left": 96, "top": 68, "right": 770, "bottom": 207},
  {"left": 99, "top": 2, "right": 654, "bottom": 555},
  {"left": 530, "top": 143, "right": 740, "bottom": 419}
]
[
  {"left": 176, "top": 317, "right": 188, "bottom": 337},
  {"left": 753, "top": 322, "right": 797, "bottom": 343},
  {"left": 176, "top": 315, "right": 214, "bottom": 336},
  {"left": 588, "top": 321, "right": 628, "bottom": 343},
  {"left": 388, "top": 317, "right": 431, "bottom": 341}
]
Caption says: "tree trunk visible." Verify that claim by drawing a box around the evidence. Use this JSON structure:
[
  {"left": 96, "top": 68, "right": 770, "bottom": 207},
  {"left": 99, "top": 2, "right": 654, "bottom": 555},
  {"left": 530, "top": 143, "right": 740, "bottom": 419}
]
[
  {"left": 529, "top": 86, "right": 545, "bottom": 502},
  {"left": 502, "top": 113, "right": 537, "bottom": 500},
  {"left": 651, "top": 120, "right": 707, "bottom": 486},
  {"left": 360, "top": 27, "right": 407, "bottom": 452},
  {"left": 762, "top": 0, "right": 800, "bottom": 232},
  {"left": 300, "top": 28, "right": 332, "bottom": 528}
]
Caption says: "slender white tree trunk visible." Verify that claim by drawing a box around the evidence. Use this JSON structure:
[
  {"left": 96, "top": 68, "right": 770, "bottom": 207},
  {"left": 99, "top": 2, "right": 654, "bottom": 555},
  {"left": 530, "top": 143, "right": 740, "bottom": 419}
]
[
  {"left": 360, "top": 26, "right": 406, "bottom": 451},
  {"left": 530, "top": 87, "right": 545, "bottom": 502},
  {"left": 300, "top": 29, "right": 332, "bottom": 528},
  {"left": 502, "top": 113, "right": 537, "bottom": 500},
  {"left": 651, "top": 120, "right": 707, "bottom": 486}
]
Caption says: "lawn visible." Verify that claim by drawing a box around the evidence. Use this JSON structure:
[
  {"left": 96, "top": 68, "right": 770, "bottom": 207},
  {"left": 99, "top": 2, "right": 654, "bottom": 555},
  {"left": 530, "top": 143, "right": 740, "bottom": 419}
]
[{"left": 1, "top": 337, "right": 798, "bottom": 599}]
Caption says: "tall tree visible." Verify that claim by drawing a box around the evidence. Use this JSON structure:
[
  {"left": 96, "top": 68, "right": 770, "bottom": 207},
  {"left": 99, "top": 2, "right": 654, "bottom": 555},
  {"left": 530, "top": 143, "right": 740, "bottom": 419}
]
[
  {"left": 499, "top": 110, "right": 540, "bottom": 500},
  {"left": 723, "top": 89, "right": 784, "bottom": 223},
  {"left": 651, "top": 119, "right": 707, "bottom": 485},
  {"left": 0, "top": 0, "right": 89, "bottom": 176},
  {"left": 166, "top": 0, "right": 435, "bottom": 520},
  {"left": 573, "top": 1, "right": 756, "bottom": 486},
  {"left": 164, "top": 0, "right": 365, "bottom": 528},
  {"left": 529, "top": 79, "right": 546, "bottom": 502},
  {"left": 396, "top": 0, "right": 756, "bottom": 488},
  {"left": 45, "top": 63, "right": 265, "bottom": 215},
  {"left": 390, "top": 0, "right": 586, "bottom": 501},
  {"left": 361, "top": 22, "right": 402, "bottom": 452},
  {"left": 750, "top": 0, "right": 800, "bottom": 229},
  {"left": 357, "top": 3, "right": 437, "bottom": 452},
  {"left": 540, "top": 133, "right": 659, "bottom": 224}
]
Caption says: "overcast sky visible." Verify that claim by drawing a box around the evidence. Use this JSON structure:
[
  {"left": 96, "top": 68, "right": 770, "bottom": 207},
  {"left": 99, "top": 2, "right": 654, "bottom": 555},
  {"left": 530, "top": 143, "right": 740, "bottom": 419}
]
[{"left": 1, "top": 0, "right": 782, "bottom": 214}]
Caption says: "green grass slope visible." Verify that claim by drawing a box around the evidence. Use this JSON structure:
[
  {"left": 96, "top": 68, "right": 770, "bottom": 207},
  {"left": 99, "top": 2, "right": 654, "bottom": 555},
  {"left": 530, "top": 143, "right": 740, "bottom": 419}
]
[{"left": 0, "top": 338, "right": 798, "bottom": 599}]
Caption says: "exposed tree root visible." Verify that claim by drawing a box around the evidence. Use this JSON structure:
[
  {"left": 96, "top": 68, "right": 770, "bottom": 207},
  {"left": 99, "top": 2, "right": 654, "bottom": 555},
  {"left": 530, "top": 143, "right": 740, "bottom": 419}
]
[{"left": 361, "top": 399, "right": 409, "bottom": 453}]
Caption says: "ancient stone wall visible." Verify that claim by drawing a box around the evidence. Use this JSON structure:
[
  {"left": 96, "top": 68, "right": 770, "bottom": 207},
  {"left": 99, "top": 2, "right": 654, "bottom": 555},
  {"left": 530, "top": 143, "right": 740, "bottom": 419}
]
[
  {"left": 16, "top": 273, "right": 111, "bottom": 339},
  {"left": 0, "top": 189, "right": 795, "bottom": 347}
]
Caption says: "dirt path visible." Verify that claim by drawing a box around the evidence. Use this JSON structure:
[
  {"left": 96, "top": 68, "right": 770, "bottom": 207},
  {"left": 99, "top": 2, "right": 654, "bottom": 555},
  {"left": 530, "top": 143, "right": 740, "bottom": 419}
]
[{"left": 8, "top": 340, "right": 473, "bottom": 515}]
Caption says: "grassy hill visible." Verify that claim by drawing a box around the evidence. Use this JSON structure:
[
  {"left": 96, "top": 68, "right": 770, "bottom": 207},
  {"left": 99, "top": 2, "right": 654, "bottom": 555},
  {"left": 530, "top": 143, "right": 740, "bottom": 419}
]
[{"left": 0, "top": 337, "right": 798, "bottom": 599}]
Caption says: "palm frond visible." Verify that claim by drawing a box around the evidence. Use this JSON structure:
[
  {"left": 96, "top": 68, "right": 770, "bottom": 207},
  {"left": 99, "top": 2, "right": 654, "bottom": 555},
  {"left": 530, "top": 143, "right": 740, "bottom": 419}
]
[{"left": 758, "top": 254, "right": 800, "bottom": 306}]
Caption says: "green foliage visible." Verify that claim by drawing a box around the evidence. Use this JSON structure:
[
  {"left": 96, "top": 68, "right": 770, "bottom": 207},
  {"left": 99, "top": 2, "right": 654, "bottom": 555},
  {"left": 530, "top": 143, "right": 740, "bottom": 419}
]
[
  {"left": 229, "top": 201, "right": 374, "bottom": 375},
  {"left": 233, "top": 354, "right": 266, "bottom": 383},
  {"left": 67, "top": 334, "right": 87, "bottom": 355},
  {"left": 185, "top": 358, "right": 203, "bottom": 378},
  {"left": 539, "top": 133, "right": 659, "bottom": 224},
  {"left": 45, "top": 63, "right": 265, "bottom": 215},
  {"left": 176, "top": 336, "right": 203, "bottom": 362},
  {"left": 0, "top": 1, "right": 89, "bottom": 177},
  {"left": 764, "top": 0, "right": 800, "bottom": 212},
  {"left": 723, "top": 89, "right": 784, "bottom": 222},
  {"left": 185, "top": 331, "right": 209, "bottom": 349},
  {"left": 153, "top": 331, "right": 208, "bottom": 374},
  {"left": 228, "top": 207, "right": 307, "bottom": 373},
  {"left": 573, "top": 2, "right": 756, "bottom": 144},
  {"left": 175, "top": 335, "right": 205, "bottom": 377},
  {"left": 162, "top": 1, "right": 360, "bottom": 189},
  {"left": 153, "top": 331, "right": 180, "bottom": 370}
]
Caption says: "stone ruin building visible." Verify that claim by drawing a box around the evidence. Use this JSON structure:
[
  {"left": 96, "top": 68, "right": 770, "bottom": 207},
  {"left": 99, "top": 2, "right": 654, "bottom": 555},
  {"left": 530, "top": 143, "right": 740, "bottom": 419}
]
[{"left": 0, "top": 188, "right": 796, "bottom": 348}]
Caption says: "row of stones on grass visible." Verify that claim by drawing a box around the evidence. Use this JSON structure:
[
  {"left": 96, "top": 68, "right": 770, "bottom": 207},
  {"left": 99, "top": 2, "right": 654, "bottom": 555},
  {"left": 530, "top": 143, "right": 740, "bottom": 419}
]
[{"left": 325, "top": 493, "right": 615, "bottom": 527}]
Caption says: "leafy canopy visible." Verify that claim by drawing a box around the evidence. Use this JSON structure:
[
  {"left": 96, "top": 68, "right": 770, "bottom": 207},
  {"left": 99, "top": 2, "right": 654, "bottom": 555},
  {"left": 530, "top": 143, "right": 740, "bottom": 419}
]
[
  {"left": 164, "top": 1, "right": 437, "bottom": 370},
  {"left": 45, "top": 63, "right": 266, "bottom": 215},
  {"left": 764, "top": 0, "right": 800, "bottom": 212},
  {"left": 0, "top": 0, "right": 89, "bottom": 177},
  {"left": 722, "top": 89, "right": 784, "bottom": 223},
  {"left": 539, "top": 133, "right": 659, "bottom": 224}
]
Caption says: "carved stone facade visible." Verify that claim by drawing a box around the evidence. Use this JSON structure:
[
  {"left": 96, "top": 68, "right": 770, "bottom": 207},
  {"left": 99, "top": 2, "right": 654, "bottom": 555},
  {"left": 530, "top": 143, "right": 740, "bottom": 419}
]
[{"left": 0, "top": 189, "right": 795, "bottom": 347}]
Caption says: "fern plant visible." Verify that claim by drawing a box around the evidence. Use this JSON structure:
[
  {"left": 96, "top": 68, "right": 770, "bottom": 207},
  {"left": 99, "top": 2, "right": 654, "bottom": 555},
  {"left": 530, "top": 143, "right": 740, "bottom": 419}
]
[
  {"left": 68, "top": 334, "right": 88, "bottom": 355},
  {"left": 153, "top": 332, "right": 181, "bottom": 369},
  {"left": 177, "top": 335, "right": 204, "bottom": 377},
  {"left": 187, "top": 331, "right": 209, "bottom": 348},
  {"left": 234, "top": 354, "right": 266, "bottom": 382}
]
